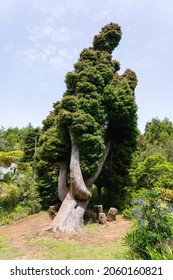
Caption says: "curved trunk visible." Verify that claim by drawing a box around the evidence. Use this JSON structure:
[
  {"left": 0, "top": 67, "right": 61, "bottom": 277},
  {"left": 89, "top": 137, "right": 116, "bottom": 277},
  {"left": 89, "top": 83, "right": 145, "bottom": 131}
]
[
  {"left": 58, "top": 162, "right": 69, "bottom": 202},
  {"left": 49, "top": 133, "right": 111, "bottom": 233},
  {"left": 69, "top": 132, "right": 91, "bottom": 200}
]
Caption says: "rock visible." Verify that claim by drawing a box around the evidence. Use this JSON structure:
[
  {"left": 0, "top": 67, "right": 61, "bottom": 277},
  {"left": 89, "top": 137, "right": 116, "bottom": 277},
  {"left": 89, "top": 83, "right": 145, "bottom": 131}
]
[
  {"left": 94, "top": 205, "right": 103, "bottom": 218},
  {"left": 98, "top": 213, "right": 107, "bottom": 224},
  {"left": 107, "top": 207, "right": 118, "bottom": 222},
  {"left": 48, "top": 206, "right": 56, "bottom": 220},
  {"left": 84, "top": 210, "right": 97, "bottom": 222}
]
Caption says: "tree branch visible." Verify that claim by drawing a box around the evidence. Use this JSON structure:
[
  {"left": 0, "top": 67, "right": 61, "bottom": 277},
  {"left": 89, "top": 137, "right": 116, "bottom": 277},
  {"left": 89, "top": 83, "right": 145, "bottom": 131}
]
[
  {"left": 69, "top": 131, "right": 91, "bottom": 200},
  {"left": 86, "top": 140, "right": 111, "bottom": 187}
]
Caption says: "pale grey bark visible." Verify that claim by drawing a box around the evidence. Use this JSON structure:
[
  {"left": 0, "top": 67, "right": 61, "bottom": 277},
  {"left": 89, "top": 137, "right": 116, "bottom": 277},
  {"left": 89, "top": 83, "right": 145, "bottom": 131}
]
[
  {"left": 58, "top": 162, "right": 69, "bottom": 202},
  {"left": 49, "top": 193, "right": 89, "bottom": 233},
  {"left": 49, "top": 133, "right": 111, "bottom": 233},
  {"left": 69, "top": 132, "right": 92, "bottom": 200}
]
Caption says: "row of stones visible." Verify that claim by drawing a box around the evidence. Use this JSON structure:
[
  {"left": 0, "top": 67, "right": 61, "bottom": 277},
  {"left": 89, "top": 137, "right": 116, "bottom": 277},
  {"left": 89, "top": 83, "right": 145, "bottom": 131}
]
[{"left": 84, "top": 205, "right": 118, "bottom": 224}]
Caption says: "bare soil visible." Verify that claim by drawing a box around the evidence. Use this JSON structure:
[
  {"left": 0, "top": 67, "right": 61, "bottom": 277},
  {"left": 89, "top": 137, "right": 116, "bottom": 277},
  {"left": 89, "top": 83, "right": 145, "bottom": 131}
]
[{"left": 0, "top": 213, "right": 131, "bottom": 259}]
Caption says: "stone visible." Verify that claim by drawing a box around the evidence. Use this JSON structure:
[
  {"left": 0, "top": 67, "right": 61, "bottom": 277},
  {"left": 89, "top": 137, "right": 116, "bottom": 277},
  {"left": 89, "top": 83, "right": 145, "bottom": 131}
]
[
  {"left": 94, "top": 205, "right": 103, "bottom": 218},
  {"left": 84, "top": 210, "right": 97, "bottom": 222},
  {"left": 98, "top": 213, "right": 107, "bottom": 224},
  {"left": 48, "top": 206, "right": 56, "bottom": 220},
  {"left": 107, "top": 207, "right": 118, "bottom": 222}
]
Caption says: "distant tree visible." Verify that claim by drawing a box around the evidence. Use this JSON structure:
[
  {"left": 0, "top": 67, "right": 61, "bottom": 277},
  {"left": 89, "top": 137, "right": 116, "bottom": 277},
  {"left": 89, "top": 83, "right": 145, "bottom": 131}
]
[
  {"left": 0, "top": 127, "right": 7, "bottom": 151},
  {"left": 22, "top": 124, "right": 41, "bottom": 163},
  {"left": 130, "top": 153, "right": 173, "bottom": 190},
  {"left": 0, "top": 126, "right": 29, "bottom": 152},
  {"left": 134, "top": 118, "right": 173, "bottom": 164},
  {"left": 36, "top": 23, "right": 138, "bottom": 232},
  {"left": 4, "top": 127, "right": 26, "bottom": 151},
  {"left": 145, "top": 117, "right": 173, "bottom": 146},
  {"left": 36, "top": 105, "right": 60, "bottom": 207}
]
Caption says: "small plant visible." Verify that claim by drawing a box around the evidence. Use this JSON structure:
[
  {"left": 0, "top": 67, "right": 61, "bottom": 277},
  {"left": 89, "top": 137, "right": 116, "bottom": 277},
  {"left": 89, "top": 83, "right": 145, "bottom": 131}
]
[{"left": 124, "top": 187, "right": 173, "bottom": 259}]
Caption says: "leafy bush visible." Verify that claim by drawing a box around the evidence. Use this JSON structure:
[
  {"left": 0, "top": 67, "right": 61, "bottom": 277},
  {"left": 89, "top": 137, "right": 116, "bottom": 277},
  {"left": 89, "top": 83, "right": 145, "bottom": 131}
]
[
  {"left": 130, "top": 154, "right": 173, "bottom": 190},
  {"left": 124, "top": 187, "right": 173, "bottom": 259},
  {"left": 11, "top": 173, "right": 41, "bottom": 214},
  {"left": 3, "top": 172, "right": 13, "bottom": 182},
  {"left": 0, "top": 174, "right": 41, "bottom": 225},
  {"left": 0, "top": 182, "right": 23, "bottom": 211}
]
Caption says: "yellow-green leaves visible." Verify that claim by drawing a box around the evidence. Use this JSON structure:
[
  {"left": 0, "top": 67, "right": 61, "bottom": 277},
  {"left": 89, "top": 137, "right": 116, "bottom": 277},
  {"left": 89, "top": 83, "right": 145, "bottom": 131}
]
[{"left": 0, "top": 150, "right": 24, "bottom": 167}]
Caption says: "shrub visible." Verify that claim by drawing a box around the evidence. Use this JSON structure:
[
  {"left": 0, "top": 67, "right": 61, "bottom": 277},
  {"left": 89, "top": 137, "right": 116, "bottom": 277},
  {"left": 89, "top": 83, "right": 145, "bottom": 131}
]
[
  {"left": 11, "top": 173, "right": 41, "bottom": 214},
  {"left": 130, "top": 154, "right": 173, "bottom": 190},
  {"left": 0, "top": 174, "right": 41, "bottom": 225},
  {"left": 0, "top": 182, "right": 23, "bottom": 211},
  {"left": 124, "top": 187, "right": 173, "bottom": 259}
]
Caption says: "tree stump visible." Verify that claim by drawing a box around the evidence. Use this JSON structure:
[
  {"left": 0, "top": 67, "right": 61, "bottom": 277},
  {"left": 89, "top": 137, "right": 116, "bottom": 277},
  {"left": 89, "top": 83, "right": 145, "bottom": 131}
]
[
  {"left": 107, "top": 207, "right": 118, "bottom": 222},
  {"left": 48, "top": 206, "right": 56, "bottom": 220},
  {"left": 98, "top": 213, "right": 107, "bottom": 224},
  {"left": 84, "top": 210, "right": 97, "bottom": 222},
  {"left": 94, "top": 205, "right": 103, "bottom": 219}
]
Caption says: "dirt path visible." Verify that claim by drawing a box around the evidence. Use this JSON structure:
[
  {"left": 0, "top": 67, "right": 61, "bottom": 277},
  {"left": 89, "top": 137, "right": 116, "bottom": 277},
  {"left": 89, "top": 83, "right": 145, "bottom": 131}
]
[{"left": 0, "top": 213, "right": 131, "bottom": 259}]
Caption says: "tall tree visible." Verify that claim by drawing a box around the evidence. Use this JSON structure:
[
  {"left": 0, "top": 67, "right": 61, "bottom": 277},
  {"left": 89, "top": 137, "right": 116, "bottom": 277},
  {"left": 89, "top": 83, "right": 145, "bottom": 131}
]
[
  {"left": 22, "top": 124, "right": 41, "bottom": 162},
  {"left": 36, "top": 23, "right": 138, "bottom": 233}
]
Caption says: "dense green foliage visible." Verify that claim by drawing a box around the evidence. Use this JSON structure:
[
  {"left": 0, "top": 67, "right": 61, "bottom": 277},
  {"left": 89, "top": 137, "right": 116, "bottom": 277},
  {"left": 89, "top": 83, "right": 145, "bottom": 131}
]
[
  {"left": 124, "top": 187, "right": 173, "bottom": 259},
  {"left": 123, "top": 118, "right": 173, "bottom": 259},
  {"left": 0, "top": 124, "right": 42, "bottom": 224},
  {"left": 21, "top": 124, "right": 41, "bottom": 163},
  {"left": 135, "top": 117, "right": 173, "bottom": 163},
  {"left": 130, "top": 154, "right": 173, "bottom": 190},
  {"left": 129, "top": 118, "right": 173, "bottom": 192},
  {"left": 0, "top": 124, "right": 40, "bottom": 152},
  {"left": 36, "top": 23, "right": 138, "bottom": 208},
  {"left": 0, "top": 150, "right": 24, "bottom": 167},
  {"left": 0, "top": 126, "right": 24, "bottom": 151},
  {"left": 0, "top": 173, "right": 41, "bottom": 225}
]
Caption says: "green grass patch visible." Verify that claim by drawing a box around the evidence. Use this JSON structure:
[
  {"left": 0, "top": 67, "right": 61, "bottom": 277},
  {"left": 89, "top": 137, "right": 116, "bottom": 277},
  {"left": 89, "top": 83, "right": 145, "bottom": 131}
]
[
  {"left": 31, "top": 236, "right": 128, "bottom": 260},
  {"left": 0, "top": 214, "right": 129, "bottom": 260},
  {"left": 0, "top": 234, "right": 21, "bottom": 260}
]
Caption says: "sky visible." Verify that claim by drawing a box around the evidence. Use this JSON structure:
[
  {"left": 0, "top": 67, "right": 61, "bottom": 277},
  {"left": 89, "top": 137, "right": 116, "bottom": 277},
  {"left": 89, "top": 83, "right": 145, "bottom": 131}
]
[{"left": 0, "top": 0, "right": 173, "bottom": 133}]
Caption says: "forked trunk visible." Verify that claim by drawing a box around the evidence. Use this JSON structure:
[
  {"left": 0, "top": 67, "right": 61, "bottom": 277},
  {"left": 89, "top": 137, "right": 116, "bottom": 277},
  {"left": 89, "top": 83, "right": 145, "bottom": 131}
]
[
  {"left": 49, "top": 193, "right": 90, "bottom": 232},
  {"left": 48, "top": 133, "right": 111, "bottom": 233}
]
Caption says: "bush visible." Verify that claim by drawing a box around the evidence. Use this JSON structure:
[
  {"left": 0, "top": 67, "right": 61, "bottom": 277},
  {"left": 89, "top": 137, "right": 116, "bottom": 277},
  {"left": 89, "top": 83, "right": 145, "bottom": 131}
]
[
  {"left": 130, "top": 154, "right": 173, "bottom": 190},
  {"left": 11, "top": 173, "right": 41, "bottom": 214},
  {"left": 0, "top": 182, "right": 23, "bottom": 211},
  {"left": 0, "top": 174, "right": 41, "bottom": 225},
  {"left": 124, "top": 187, "right": 173, "bottom": 259},
  {"left": 3, "top": 172, "right": 13, "bottom": 182}
]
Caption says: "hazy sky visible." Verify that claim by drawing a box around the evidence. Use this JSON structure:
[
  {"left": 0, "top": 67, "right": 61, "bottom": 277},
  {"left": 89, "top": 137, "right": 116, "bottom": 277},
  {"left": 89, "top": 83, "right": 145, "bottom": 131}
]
[{"left": 0, "top": 0, "right": 173, "bottom": 132}]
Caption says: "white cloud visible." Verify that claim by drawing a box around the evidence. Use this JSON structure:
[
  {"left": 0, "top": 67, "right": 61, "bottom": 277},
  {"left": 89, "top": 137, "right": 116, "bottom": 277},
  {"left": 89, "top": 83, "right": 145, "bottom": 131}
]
[
  {"left": 13, "top": 41, "right": 78, "bottom": 72},
  {"left": 27, "top": 23, "right": 81, "bottom": 43},
  {"left": 31, "top": 0, "right": 90, "bottom": 18}
]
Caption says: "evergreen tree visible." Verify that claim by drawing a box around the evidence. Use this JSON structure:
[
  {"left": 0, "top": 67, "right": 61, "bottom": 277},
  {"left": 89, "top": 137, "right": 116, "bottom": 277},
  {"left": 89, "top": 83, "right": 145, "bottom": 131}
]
[
  {"left": 22, "top": 124, "right": 41, "bottom": 163},
  {"left": 36, "top": 23, "right": 138, "bottom": 232}
]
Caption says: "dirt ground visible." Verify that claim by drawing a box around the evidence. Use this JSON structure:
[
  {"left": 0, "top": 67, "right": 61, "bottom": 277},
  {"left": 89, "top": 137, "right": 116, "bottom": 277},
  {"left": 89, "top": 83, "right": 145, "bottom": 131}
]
[{"left": 0, "top": 213, "right": 131, "bottom": 258}]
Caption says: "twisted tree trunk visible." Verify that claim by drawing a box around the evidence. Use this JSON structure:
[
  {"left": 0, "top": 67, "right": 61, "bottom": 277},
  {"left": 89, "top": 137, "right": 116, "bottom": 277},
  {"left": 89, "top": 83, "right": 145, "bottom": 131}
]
[{"left": 48, "top": 133, "right": 111, "bottom": 233}]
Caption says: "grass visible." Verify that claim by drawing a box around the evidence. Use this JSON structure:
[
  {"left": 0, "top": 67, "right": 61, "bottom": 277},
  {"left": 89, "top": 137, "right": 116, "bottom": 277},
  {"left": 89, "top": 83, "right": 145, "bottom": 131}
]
[
  {"left": 31, "top": 237, "right": 128, "bottom": 260},
  {"left": 0, "top": 220, "right": 129, "bottom": 260},
  {"left": 0, "top": 234, "right": 21, "bottom": 260}
]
